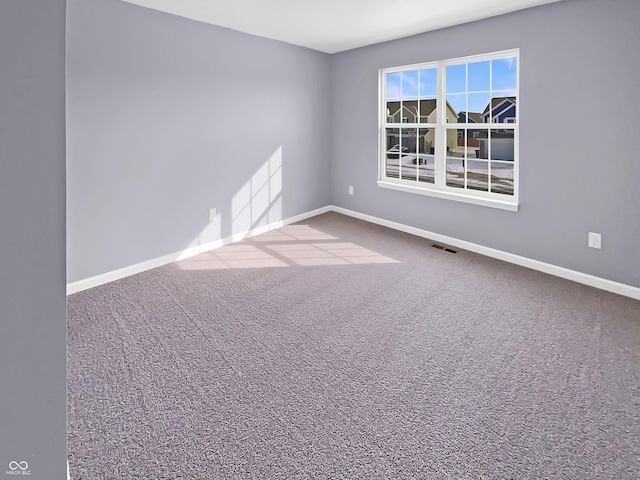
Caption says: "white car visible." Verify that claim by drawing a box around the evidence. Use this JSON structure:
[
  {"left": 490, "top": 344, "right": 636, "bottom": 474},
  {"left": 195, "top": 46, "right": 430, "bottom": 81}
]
[{"left": 387, "top": 144, "right": 409, "bottom": 158}]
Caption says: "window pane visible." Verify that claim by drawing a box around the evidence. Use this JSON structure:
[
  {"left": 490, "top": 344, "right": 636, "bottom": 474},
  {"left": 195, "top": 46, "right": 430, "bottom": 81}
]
[
  {"left": 402, "top": 70, "right": 419, "bottom": 99},
  {"left": 446, "top": 94, "right": 466, "bottom": 119},
  {"left": 492, "top": 57, "right": 517, "bottom": 91},
  {"left": 402, "top": 100, "right": 419, "bottom": 123},
  {"left": 489, "top": 129, "right": 514, "bottom": 161},
  {"left": 446, "top": 128, "right": 465, "bottom": 188},
  {"left": 446, "top": 64, "right": 466, "bottom": 94},
  {"left": 385, "top": 128, "right": 401, "bottom": 178},
  {"left": 468, "top": 60, "right": 490, "bottom": 92},
  {"left": 467, "top": 160, "right": 489, "bottom": 192},
  {"left": 386, "top": 73, "right": 401, "bottom": 100},
  {"left": 446, "top": 158, "right": 465, "bottom": 188},
  {"left": 386, "top": 101, "right": 400, "bottom": 123},
  {"left": 446, "top": 128, "right": 458, "bottom": 154},
  {"left": 491, "top": 161, "right": 514, "bottom": 195},
  {"left": 468, "top": 93, "right": 490, "bottom": 122},
  {"left": 419, "top": 68, "right": 437, "bottom": 97},
  {"left": 418, "top": 128, "right": 435, "bottom": 183},
  {"left": 475, "top": 129, "right": 489, "bottom": 160},
  {"left": 488, "top": 95, "right": 516, "bottom": 123},
  {"left": 460, "top": 129, "right": 483, "bottom": 158},
  {"left": 419, "top": 99, "right": 437, "bottom": 123},
  {"left": 399, "top": 128, "right": 418, "bottom": 180}
]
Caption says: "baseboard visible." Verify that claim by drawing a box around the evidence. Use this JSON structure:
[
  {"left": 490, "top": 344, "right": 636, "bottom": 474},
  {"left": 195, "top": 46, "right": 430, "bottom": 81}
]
[
  {"left": 329, "top": 205, "right": 640, "bottom": 301},
  {"left": 67, "top": 204, "right": 640, "bottom": 301},
  {"left": 66, "top": 205, "right": 332, "bottom": 295}
]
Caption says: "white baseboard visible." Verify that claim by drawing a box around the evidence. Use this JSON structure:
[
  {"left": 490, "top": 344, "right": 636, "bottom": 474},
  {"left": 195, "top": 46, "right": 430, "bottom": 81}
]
[
  {"left": 66, "top": 206, "right": 331, "bottom": 295},
  {"left": 330, "top": 205, "right": 640, "bottom": 301},
  {"left": 67, "top": 204, "right": 640, "bottom": 301}
]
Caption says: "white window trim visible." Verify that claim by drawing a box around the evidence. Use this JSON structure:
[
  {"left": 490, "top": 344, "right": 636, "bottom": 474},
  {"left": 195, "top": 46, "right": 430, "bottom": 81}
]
[
  {"left": 377, "top": 180, "right": 518, "bottom": 211},
  {"left": 378, "top": 49, "right": 519, "bottom": 211}
]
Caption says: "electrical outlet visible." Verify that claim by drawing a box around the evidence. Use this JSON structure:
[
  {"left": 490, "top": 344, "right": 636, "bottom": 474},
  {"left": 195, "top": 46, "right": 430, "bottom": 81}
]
[
  {"left": 209, "top": 208, "right": 217, "bottom": 222},
  {"left": 588, "top": 232, "right": 601, "bottom": 249},
  {"left": 348, "top": 186, "right": 354, "bottom": 195}
]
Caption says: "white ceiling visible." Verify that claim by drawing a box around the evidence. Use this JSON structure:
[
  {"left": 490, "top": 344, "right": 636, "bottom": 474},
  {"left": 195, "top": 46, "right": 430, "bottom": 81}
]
[{"left": 121, "top": 0, "right": 563, "bottom": 54}]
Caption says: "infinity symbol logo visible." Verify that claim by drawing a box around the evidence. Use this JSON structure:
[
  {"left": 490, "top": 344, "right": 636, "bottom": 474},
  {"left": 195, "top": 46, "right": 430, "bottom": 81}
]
[{"left": 9, "top": 461, "right": 28, "bottom": 471}]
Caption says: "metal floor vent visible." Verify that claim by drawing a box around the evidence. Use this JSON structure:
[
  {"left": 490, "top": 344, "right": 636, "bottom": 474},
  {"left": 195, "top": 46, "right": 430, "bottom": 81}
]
[{"left": 430, "top": 243, "right": 458, "bottom": 254}]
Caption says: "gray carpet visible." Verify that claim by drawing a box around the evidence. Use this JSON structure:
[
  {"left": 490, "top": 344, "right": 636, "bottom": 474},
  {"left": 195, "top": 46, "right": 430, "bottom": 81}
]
[{"left": 67, "top": 212, "right": 640, "bottom": 479}]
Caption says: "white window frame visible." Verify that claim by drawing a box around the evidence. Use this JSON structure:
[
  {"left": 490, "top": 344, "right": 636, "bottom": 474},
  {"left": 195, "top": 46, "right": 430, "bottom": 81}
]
[{"left": 377, "top": 49, "right": 519, "bottom": 212}]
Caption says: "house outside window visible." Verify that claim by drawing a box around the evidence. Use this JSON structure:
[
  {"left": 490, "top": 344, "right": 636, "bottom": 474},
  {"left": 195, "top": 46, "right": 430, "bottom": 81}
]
[{"left": 379, "top": 49, "right": 519, "bottom": 211}]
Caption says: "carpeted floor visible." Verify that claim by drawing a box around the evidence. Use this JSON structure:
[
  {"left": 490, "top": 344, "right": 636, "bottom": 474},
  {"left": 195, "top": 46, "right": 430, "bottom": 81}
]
[{"left": 67, "top": 212, "right": 640, "bottom": 479}]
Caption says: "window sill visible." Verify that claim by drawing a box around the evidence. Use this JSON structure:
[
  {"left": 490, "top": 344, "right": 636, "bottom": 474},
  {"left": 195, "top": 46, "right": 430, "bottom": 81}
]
[{"left": 377, "top": 180, "right": 519, "bottom": 212}]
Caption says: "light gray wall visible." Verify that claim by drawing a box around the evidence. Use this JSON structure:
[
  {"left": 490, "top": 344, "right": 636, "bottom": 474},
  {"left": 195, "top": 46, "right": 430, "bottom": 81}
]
[
  {"left": 331, "top": 0, "right": 640, "bottom": 289},
  {"left": 67, "top": 0, "right": 332, "bottom": 283},
  {"left": 0, "top": 1, "right": 67, "bottom": 478},
  {"left": 68, "top": 0, "right": 640, "bottom": 289}
]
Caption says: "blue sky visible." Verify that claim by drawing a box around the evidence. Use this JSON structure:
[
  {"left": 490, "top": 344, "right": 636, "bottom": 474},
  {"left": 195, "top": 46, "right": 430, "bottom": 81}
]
[{"left": 386, "top": 56, "right": 517, "bottom": 114}]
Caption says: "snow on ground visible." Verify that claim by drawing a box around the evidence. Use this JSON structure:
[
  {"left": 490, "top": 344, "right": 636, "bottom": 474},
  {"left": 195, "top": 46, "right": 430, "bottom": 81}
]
[{"left": 387, "top": 155, "right": 513, "bottom": 180}]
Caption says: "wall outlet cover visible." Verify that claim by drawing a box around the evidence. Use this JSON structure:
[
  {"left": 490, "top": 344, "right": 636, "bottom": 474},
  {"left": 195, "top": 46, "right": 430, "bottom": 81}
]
[{"left": 588, "top": 232, "right": 601, "bottom": 249}]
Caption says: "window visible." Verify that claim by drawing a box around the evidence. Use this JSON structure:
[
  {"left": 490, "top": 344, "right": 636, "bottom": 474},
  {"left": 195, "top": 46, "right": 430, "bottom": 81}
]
[{"left": 379, "top": 49, "right": 519, "bottom": 211}]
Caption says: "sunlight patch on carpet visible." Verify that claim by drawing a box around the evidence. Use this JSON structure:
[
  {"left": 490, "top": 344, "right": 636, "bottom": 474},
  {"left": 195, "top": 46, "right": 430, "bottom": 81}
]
[{"left": 176, "top": 225, "right": 399, "bottom": 270}]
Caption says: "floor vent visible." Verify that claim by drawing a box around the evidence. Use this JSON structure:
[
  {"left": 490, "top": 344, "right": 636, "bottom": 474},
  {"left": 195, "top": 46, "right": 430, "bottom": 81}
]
[{"left": 431, "top": 244, "right": 458, "bottom": 254}]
